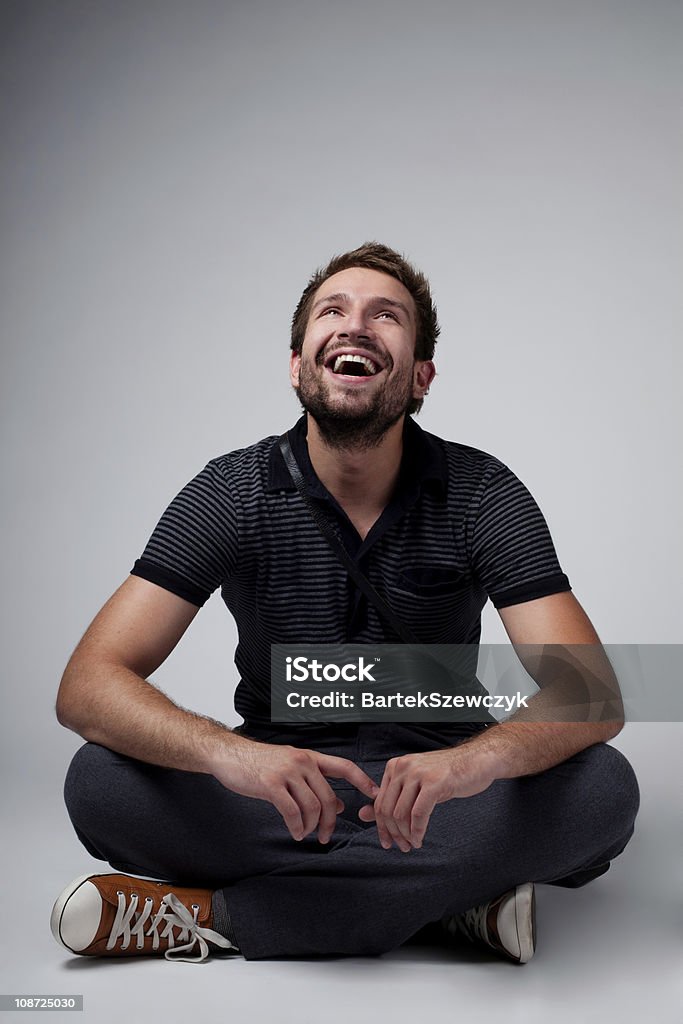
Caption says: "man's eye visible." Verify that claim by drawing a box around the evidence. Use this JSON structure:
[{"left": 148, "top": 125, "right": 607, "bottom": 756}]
[
  {"left": 322, "top": 308, "right": 341, "bottom": 316},
  {"left": 377, "top": 311, "right": 397, "bottom": 320}
]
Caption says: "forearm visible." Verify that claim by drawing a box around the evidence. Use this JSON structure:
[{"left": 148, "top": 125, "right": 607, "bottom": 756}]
[
  {"left": 364, "top": 711, "right": 623, "bottom": 852},
  {"left": 462, "top": 638, "right": 625, "bottom": 780},
  {"left": 367, "top": 599, "right": 627, "bottom": 850},
  {"left": 57, "top": 657, "right": 381, "bottom": 846},
  {"left": 56, "top": 657, "right": 249, "bottom": 775},
  {"left": 459, "top": 714, "right": 620, "bottom": 782}
]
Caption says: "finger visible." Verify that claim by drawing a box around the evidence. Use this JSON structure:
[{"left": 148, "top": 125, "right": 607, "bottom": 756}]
[
  {"left": 305, "top": 772, "right": 341, "bottom": 845},
  {"left": 374, "top": 771, "right": 405, "bottom": 834},
  {"left": 270, "top": 789, "right": 306, "bottom": 841},
  {"left": 371, "top": 797, "right": 393, "bottom": 850},
  {"left": 409, "top": 787, "right": 438, "bottom": 849},
  {"left": 370, "top": 772, "right": 398, "bottom": 850},
  {"left": 392, "top": 780, "right": 421, "bottom": 846},
  {"left": 375, "top": 780, "right": 411, "bottom": 852},
  {"left": 371, "top": 796, "right": 393, "bottom": 850},
  {"left": 285, "top": 779, "right": 322, "bottom": 839},
  {"left": 315, "top": 754, "right": 379, "bottom": 798},
  {"left": 358, "top": 803, "right": 376, "bottom": 822}
]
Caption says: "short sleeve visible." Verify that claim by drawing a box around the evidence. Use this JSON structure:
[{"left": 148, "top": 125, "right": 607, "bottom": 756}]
[
  {"left": 130, "top": 459, "right": 239, "bottom": 607},
  {"left": 469, "top": 464, "right": 571, "bottom": 609}
]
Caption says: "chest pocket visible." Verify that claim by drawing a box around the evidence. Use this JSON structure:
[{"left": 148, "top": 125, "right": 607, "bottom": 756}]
[
  {"left": 384, "top": 564, "right": 477, "bottom": 643},
  {"left": 395, "top": 564, "right": 469, "bottom": 596}
]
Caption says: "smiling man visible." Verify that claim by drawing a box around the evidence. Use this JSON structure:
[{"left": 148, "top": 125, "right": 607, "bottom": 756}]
[
  {"left": 51, "top": 242, "right": 639, "bottom": 966},
  {"left": 294, "top": 266, "right": 433, "bottom": 454}
]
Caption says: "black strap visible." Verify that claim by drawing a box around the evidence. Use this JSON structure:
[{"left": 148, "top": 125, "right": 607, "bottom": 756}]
[{"left": 278, "top": 432, "right": 418, "bottom": 644}]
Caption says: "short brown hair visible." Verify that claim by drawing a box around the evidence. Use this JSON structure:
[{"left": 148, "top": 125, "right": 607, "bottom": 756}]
[{"left": 290, "top": 241, "right": 440, "bottom": 415}]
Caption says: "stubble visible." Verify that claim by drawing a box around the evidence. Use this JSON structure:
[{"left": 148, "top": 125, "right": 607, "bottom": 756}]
[{"left": 295, "top": 354, "right": 415, "bottom": 452}]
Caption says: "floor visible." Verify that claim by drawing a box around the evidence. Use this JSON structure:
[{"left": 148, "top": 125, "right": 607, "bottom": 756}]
[{"left": 2, "top": 725, "right": 680, "bottom": 1024}]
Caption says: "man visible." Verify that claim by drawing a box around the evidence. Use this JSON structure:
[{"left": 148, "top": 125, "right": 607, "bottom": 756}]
[{"left": 51, "top": 242, "right": 639, "bottom": 965}]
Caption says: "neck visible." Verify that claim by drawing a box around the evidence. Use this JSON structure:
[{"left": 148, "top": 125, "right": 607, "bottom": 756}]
[{"left": 305, "top": 413, "right": 405, "bottom": 515}]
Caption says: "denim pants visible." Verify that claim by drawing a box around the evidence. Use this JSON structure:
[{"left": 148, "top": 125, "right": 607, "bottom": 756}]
[{"left": 63, "top": 722, "right": 640, "bottom": 959}]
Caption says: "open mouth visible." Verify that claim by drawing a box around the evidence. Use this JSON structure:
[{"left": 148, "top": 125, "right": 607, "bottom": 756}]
[{"left": 325, "top": 352, "right": 382, "bottom": 378}]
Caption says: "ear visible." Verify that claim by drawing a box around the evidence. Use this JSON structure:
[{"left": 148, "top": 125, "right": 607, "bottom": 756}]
[
  {"left": 412, "top": 360, "right": 436, "bottom": 399},
  {"left": 289, "top": 350, "right": 301, "bottom": 388}
]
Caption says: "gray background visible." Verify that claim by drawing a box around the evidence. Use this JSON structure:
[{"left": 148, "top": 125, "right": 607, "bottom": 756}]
[{"left": 1, "top": 1, "right": 681, "bottom": 1021}]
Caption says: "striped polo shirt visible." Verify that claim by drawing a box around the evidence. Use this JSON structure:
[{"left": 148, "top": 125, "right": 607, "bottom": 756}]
[{"left": 131, "top": 415, "right": 570, "bottom": 727}]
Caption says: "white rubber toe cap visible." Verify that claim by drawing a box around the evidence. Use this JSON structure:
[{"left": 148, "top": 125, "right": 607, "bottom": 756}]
[
  {"left": 50, "top": 876, "right": 103, "bottom": 952},
  {"left": 497, "top": 883, "right": 535, "bottom": 964}
]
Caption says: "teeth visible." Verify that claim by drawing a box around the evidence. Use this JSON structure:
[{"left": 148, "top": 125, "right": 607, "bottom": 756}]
[{"left": 332, "top": 354, "right": 378, "bottom": 375}]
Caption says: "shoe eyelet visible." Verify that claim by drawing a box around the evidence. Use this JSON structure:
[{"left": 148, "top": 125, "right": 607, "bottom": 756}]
[
  {"left": 145, "top": 896, "right": 153, "bottom": 902},
  {"left": 192, "top": 904, "right": 199, "bottom": 909},
  {"left": 117, "top": 890, "right": 124, "bottom": 896}
]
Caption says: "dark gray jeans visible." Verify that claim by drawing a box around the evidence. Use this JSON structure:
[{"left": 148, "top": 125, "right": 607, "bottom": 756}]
[{"left": 64, "top": 723, "right": 640, "bottom": 959}]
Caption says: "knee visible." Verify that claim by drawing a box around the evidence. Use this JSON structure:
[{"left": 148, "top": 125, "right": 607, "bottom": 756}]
[
  {"left": 63, "top": 742, "right": 120, "bottom": 826},
  {"left": 580, "top": 742, "right": 640, "bottom": 834}
]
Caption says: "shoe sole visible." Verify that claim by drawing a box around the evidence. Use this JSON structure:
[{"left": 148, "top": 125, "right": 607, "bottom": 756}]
[
  {"left": 514, "top": 883, "right": 536, "bottom": 964},
  {"left": 50, "top": 874, "right": 96, "bottom": 952}
]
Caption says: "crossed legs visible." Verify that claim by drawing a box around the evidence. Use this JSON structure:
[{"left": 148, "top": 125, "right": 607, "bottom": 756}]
[{"left": 63, "top": 729, "right": 640, "bottom": 959}]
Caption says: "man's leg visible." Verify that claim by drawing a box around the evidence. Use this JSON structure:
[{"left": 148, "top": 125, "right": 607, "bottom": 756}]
[
  {"left": 219, "top": 741, "right": 639, "bottom": 959},
  {"left": 62, "top": 741, "right": 321, "bottom": 885},
  {"left": 60, "top": 736, "right": 639, "bottom": 961},
  {"left": 58, "top": 737, "right": 360, "bottom": 961}
]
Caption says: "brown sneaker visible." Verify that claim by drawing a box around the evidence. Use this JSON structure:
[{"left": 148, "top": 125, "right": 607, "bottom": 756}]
[
  {"left": 442, "top": 883, "right": 536, "bottom": 964},
  {"left": 50, "top": 874, "right": 236, "bottom": 963}
]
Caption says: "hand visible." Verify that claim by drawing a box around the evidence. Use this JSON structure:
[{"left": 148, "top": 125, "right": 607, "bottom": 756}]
[
  {"left": 358, "top": 746, "right": 497, "bottom": 852},
  {"left": 213, "top": 736, "right": 379, "bottom": 845}
]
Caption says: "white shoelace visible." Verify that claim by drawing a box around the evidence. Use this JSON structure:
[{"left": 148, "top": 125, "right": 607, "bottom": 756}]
[{"left": 106, "top": 890, "right": 234, "bottom": 962}]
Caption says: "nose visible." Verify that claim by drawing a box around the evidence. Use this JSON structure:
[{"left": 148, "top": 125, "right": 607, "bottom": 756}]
[{"left": 336, "top": 308, "right": 373, "bottom": 341}]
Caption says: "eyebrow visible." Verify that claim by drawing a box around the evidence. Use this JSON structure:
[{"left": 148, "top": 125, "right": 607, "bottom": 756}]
[{"left": 311, "top": 292, "right": 413, "bottom": 321}]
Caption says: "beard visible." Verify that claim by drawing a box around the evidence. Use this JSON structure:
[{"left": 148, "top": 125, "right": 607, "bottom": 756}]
[{"left": 295, "top": 355, "right": 415, "bottom": 452}]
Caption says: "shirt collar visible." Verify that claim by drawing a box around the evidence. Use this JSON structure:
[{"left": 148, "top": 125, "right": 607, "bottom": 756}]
[{"left": 267, "top": 414, "right": 448, "bottom": 500}]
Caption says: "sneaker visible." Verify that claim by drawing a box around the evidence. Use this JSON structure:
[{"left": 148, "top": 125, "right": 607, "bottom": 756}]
[
  {"left": 442, "top": 882, "right": 536, "bottom": 964},
  {"left": 50, "top": 874, "right": 236, "bottom": 963}
]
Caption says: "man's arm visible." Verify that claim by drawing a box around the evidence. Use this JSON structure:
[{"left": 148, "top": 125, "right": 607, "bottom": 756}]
[
  {"left": 57, "top": 575, "right": 215, "bottom": 766},
  {"left": 361, "top": 592, "right": 623, "bottom": 851},
  {"left": 423, "top": 593, "right": 624, "bottom": 798},
  {"left": 465, "top": 591, "right": 623, "bottom": 776},
  {"left": 57, "top": 576, "right": 378, "bottom": 843}
]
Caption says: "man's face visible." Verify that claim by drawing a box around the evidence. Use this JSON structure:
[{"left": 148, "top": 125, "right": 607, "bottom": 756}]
[{"left": 290, "top": 267, "right": 435, "bottom": 448}]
